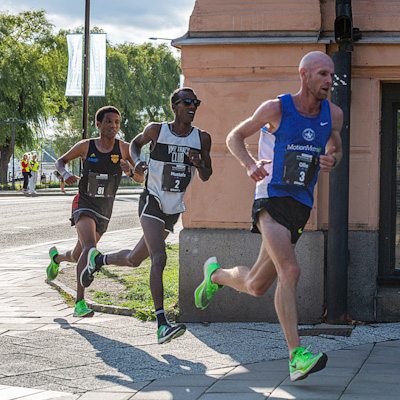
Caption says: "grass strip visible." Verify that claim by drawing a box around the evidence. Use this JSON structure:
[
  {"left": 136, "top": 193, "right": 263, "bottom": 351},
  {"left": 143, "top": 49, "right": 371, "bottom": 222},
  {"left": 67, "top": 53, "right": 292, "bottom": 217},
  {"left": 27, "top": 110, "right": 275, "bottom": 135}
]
[{"left": 87, "top": 244, "right": 180, "bottom": 322}]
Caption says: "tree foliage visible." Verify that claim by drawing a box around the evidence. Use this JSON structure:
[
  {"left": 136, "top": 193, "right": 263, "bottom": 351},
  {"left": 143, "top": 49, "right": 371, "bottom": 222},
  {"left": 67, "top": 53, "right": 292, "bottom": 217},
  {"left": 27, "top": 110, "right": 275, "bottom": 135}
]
[
  {"left": 0, "top": 9, "right": 181, "bottom": 184},
  {"left": 0, "top": 10, "right": 68, "bottom": 183},
  {"left": 60, "top": 42, "right": 181, "bottom": 143},
  {"left": 116, "top": 42, "right": 181, "bottom": 140}
]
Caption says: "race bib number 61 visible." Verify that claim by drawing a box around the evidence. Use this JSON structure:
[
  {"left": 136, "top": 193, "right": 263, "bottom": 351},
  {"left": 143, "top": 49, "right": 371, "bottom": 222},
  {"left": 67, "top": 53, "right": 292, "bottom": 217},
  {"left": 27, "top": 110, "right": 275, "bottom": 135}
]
[{"left": 86, "top": 172, "right": 116, "bottom": 198}]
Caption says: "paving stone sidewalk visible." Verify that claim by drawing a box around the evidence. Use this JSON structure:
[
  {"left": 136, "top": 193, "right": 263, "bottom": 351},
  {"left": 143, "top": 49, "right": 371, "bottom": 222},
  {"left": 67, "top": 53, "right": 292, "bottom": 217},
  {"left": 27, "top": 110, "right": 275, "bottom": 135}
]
[{"left": 0, "top": 218, "right": 399, "bottom": 399}]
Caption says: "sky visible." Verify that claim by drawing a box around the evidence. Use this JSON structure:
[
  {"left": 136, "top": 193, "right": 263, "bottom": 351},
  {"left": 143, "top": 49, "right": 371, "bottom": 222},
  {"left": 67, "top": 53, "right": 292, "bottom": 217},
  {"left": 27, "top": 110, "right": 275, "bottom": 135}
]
[{"left": 0, "top": 0, "right": 196, "bottom": 46}]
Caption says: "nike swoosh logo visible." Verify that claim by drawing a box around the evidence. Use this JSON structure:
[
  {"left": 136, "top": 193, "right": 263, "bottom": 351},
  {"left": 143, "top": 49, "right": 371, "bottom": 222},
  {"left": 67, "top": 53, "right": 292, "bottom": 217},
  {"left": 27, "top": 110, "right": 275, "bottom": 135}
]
[{"left": 320, "top": 122, "right": 329, "bottom": 126}]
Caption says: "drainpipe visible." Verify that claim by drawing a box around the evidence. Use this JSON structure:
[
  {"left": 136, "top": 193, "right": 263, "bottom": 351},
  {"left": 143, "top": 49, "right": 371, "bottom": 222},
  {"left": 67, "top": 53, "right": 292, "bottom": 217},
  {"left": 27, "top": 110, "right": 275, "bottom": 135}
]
[{"left": 326, "top": 0, "right": 360, "bottom": 324}]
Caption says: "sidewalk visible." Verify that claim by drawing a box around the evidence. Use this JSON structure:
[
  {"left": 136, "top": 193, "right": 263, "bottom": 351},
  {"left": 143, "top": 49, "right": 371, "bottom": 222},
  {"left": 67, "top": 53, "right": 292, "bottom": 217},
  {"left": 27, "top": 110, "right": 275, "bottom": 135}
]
[
  {"left": 0, "top": 224, "right": 399, "bottom": 399},
  {"left": 0, "top": 185, "right": 143, "bottom": 197}
]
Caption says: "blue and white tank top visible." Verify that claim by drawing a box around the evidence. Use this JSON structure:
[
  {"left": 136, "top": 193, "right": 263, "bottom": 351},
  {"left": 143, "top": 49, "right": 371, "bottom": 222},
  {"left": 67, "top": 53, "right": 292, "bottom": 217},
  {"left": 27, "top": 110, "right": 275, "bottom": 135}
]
[
  {"left": 145, "top": 122, "right": 201, "bottom": 214},
  {"left": 255, "top": 93, "right": 332, "bottom": 208}
]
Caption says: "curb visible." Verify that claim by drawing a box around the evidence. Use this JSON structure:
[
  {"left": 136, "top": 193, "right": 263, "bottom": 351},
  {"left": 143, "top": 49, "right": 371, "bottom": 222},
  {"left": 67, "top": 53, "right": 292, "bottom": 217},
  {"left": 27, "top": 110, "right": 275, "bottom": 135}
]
[
  {"left": 0, "top": 188, "right": 143, "bottom": 197},
  {"left": 46, "top": 278, "right": 135, "bottom": 317},
  {"left": 0, "top": 191, "right": 78, "bottom": 197}
]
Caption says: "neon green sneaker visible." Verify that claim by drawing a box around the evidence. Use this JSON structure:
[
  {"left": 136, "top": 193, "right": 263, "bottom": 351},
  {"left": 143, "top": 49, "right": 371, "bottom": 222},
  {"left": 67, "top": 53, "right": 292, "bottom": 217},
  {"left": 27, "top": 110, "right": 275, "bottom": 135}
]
[
  {"left": 46, "top": 246, "right": 59, "bottom": 281},
  {"left": 194, "top": 257, "right": 223, "bottom": 310},
  {"left": 80, "top": 248, "right": 101, "bottom": 288},
  {"left": 73, "top": 299, "right": 94, "bottom": 317},
  {"left": 157, "top": 324, "right": 186, "bottom": 344},
  {"left": 289, "top": 345, "right": 327, "bottom": 381}
]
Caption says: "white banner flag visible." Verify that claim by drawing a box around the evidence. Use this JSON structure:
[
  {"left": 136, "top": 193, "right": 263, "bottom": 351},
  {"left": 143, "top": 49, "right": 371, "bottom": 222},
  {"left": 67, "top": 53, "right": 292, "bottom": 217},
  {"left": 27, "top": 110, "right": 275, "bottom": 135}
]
[
  {"left": 65, "top": 34, "right": 83, "bottom": 96},
  {"left": 179, "top": 73, "right": 185, "bottom": 88},
  {"left": 89, "top": 33, "right": 107, "bottom": 97}
]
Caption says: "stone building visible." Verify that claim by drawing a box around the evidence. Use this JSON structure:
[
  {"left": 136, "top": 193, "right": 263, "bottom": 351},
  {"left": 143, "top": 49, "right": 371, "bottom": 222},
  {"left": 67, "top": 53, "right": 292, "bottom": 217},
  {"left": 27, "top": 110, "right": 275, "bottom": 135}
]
[{"left": 173, "top": 0, "right": 400, "bottom": 323}]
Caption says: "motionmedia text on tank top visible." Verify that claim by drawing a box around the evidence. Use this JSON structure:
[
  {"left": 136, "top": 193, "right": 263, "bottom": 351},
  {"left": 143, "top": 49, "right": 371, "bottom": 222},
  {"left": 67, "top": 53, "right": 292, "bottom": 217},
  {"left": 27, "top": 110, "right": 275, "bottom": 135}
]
[{"left": 255, "top": 93, "right": 332, "bottom": 208}]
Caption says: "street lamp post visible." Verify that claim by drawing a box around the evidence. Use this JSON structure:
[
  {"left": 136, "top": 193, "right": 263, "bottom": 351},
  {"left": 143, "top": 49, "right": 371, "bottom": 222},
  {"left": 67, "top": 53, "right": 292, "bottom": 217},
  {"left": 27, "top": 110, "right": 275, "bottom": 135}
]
[
  {"left": 82, "top": 0, "right": 90, "bottom": 140},
  {"left": 0, "top": 118, "right": 27, "bottom": 190},
  {"left": 149, "top": 37, "right": 173, "bottom": 41}
]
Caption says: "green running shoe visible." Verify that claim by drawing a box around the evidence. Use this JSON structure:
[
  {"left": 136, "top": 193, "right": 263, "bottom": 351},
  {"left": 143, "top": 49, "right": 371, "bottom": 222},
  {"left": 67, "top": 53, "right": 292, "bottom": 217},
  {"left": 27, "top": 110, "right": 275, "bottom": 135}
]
[
  {"left": 157, "top": 323, "right": 186, "bottom": 344},
  {"left": 289, "top": 345, "right": 327, "bottom": 381},
  {"left": 73, "top": 299, "right": 94, "bottom": 317},
  {"left": 80, "top": 248, "right": 101, "bottom": 288},
  {"left": 46, "top": 246, "right": 59, "bottom": 281},
  {"left": 194, "top": 257, "right": 223, "bottom": 310}
]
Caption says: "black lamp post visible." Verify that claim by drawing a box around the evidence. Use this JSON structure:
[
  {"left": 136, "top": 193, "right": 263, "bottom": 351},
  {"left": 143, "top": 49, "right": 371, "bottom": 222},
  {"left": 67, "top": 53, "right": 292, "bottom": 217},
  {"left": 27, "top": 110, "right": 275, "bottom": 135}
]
[
  {"left": 82, "top": 0, "right": 90, "bottom": 140},
  {"left": 327, "top": 0, "right": 361, "bottom": 324}
]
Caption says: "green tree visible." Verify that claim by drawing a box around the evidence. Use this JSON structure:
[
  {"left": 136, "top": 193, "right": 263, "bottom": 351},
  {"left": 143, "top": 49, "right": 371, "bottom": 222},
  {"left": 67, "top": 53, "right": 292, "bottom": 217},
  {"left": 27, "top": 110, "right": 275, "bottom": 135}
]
[
  {"left": 56, "top": 42, "right": 181, "bottom": 144},
  {"left": 0, "top": 10, "right": 181, "bottom": 181},
  {"left": 116, "top": 42, "right": 181, "bottom": 141},
  {"left": 0, "top": 10, "right": 68, "bottom": 183}
]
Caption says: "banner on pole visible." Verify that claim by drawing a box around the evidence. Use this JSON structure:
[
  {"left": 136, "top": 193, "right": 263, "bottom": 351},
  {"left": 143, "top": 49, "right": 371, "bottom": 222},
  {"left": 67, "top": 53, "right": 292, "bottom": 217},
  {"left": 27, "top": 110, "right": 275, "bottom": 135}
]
[
  {"left": 179, "top": 74, "right": 185, "bottom": 88},
  {"left": 65, "top": 34, "right": 83, "bottom": 96},
  {"left": 89, "top": 33, "right": 107, "bottom": 96}
]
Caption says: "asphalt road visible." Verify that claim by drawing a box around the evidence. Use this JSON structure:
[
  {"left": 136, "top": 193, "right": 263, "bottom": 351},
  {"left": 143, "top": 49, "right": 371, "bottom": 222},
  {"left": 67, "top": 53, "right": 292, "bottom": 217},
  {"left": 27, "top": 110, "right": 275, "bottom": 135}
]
[{"left": 0, "top": 193, "right": 141, "bottom": 250}]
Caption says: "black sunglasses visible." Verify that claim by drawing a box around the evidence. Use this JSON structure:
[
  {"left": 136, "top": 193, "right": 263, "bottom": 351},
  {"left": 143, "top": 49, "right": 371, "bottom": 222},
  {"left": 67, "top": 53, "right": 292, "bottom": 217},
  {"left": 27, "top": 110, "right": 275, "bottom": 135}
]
[{"left": 174, "top": 98, "right": 201, "bottom": 107}]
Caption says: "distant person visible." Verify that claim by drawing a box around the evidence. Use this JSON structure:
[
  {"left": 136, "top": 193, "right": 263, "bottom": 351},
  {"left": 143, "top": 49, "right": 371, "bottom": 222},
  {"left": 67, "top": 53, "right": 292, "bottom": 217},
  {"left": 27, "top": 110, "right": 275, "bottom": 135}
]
[
  {"left": 46, "top": 106, "right": 144, "bottom": 318},
  {"left": 28, "top": 153, "right": 40, "bottom": 194},
  {"left": 194, "top": 51, "right": 343, "bottom": 381},
  {"left": 80, "top": 88, "right": 213, "bottom": 344},
  {"left": 60, "top": 175, "right": 65, "bottom": 193},
  {"left": 54, "top": 170, "right": 66, "bottom": 193},
  {"left": 21, "top": 153, "right": 30, "bottom": 193}
]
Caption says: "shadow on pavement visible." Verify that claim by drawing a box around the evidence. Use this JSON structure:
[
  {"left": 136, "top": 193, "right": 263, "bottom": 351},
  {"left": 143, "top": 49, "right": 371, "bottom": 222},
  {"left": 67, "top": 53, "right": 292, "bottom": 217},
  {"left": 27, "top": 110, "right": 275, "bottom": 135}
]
[{"left": 54, "top": 318, "right": 206, "bottom": 390}]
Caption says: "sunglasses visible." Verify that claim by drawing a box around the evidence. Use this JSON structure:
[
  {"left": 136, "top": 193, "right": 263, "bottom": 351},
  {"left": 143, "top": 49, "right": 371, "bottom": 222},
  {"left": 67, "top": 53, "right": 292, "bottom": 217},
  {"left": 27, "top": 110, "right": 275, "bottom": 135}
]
[{"left": 174, "top": 98, "right": 201, "bottom": 107}]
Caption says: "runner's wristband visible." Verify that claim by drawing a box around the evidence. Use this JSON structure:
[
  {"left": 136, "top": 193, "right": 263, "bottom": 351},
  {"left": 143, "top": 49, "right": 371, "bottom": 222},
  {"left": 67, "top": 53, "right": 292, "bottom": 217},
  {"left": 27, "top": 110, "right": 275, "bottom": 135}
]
[{"left": 61, "top": 171, "right": 71, "bottom": 180}]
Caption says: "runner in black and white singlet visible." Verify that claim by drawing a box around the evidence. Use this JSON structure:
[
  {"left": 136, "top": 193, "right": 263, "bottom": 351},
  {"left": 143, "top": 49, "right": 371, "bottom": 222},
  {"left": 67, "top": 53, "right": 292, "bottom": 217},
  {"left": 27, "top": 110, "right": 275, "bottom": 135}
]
[
  {"left": 46, "top": 106, "right": 144, "bottom": 318},
  {"left": 144, "top": 121, "right": 202, "bottom": 216},
  {"left": 194, "top": 52, "right": 343, "bottom": 382},
  {"left": 80, "top": 88, "right": 213, "bottom": 344}
]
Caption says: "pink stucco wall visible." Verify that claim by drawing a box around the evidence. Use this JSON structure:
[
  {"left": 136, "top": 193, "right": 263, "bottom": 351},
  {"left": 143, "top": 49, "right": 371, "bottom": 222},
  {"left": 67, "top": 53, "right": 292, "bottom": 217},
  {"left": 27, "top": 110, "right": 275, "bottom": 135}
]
[
  {"left": 178, "top": 0, "right": 400, "bottom": 232},
  {"left": 189, "top": 0, "right": 322, "bottom": 33}
]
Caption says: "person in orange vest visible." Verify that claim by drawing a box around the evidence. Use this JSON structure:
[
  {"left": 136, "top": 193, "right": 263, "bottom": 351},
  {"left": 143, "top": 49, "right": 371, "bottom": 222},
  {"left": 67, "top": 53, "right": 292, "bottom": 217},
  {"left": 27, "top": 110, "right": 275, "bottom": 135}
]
[
  {"left": 28, "top": 153, "right": 40, "bottom": 194},
  {"left": 20, "top": 153, "right": 30, "bottom": 193}
]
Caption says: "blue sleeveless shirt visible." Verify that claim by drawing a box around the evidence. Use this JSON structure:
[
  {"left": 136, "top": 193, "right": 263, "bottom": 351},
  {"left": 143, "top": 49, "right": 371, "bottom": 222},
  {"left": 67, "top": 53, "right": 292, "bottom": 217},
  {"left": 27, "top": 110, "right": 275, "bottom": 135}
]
[{"left": 255, "top": 93, "right": 332, "bottom": 208}]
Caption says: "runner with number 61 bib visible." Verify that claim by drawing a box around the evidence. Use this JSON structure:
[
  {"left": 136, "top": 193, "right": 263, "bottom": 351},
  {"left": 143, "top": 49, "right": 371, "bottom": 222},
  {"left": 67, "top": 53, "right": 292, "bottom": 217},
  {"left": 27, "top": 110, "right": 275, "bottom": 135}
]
[{"left": 46, "top": 106, "right": 144, "bottom": 318}]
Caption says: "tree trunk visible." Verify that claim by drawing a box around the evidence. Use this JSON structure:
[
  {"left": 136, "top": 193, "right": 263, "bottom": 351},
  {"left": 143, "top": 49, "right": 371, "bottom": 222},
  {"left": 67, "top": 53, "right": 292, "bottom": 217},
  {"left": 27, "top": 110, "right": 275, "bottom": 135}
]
[
  {"left": 0, "top": 141, "right": 13, "bottom": 184},
  {"left": 146, "top": 108, "right": 155, "bottom": 121}
]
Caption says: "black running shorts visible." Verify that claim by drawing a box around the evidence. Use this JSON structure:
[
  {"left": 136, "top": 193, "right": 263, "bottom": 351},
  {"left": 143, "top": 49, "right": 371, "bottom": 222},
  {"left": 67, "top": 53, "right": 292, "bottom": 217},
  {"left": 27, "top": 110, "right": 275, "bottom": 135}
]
[
  {"left": 139, "top": 190, "right": 180, "bottom": 233},
  {"left": 251, "top": 196, "right": 311, "bottom": 244},
  {"left": 70, "top": 194, "right": 109, "bottom": 236}
]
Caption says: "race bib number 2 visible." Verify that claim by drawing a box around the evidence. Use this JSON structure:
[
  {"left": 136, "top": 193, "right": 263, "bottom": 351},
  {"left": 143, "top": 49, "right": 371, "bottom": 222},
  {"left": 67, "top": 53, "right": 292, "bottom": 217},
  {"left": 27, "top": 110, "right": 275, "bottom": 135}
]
[
  {"left": 162, "top": 163, "right": 191, "bottom": 192},
  {"left": 283, "top": 152, "right": 318, "bottom": 187}
]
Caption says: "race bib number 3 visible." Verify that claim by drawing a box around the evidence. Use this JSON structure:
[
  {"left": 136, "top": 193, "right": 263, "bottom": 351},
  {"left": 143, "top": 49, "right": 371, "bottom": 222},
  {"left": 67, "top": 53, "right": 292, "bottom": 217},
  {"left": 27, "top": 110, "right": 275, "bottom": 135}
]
[
  {"left": 87, "top": 172, "right": 116, "bottom": 198},
  {"left": 162, "top": 163, "right": 191, "bottom": 192},
  {"left": 283, "top": 152, "right": 318, "bottom": 187}
]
